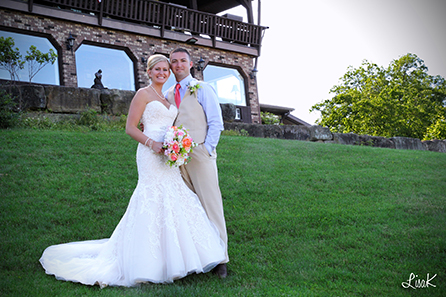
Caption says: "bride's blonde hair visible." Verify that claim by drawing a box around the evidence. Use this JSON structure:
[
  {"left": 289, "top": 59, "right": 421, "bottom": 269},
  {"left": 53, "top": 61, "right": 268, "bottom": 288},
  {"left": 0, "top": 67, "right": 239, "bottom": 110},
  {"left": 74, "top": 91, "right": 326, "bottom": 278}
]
[{"left": 147, "top": 54, "right": 170, "bottom": 70}]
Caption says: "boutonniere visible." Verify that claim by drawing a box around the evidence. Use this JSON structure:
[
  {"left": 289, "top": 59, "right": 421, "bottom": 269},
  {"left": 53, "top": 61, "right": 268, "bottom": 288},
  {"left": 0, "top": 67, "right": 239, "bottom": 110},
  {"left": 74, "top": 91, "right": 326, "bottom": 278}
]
[{"left": 188, "top": 80, "right": 201, "bottom": 95}]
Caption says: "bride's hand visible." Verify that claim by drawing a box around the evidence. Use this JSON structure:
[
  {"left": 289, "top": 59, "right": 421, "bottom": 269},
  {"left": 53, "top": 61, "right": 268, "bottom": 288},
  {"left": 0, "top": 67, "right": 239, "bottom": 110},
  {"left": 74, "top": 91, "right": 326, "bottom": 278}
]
[{"left": 151, "top": 141, "right": 164, "bottom": 154}]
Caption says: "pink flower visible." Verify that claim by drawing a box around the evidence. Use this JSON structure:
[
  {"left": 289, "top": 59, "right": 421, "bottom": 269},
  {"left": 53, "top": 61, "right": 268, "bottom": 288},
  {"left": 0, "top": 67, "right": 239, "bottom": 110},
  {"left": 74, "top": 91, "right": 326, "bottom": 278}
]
[
  {"left": 172, "top": 142, "right": 180, "bottom": 153},
  {"left": 168, "top": 153, "right": 178, "bottom": 161}
]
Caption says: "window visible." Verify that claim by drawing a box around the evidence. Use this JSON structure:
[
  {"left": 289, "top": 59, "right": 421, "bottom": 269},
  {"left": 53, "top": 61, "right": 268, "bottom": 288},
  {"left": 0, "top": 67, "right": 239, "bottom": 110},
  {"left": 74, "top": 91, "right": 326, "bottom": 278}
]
[
  {"left": 0, "top": 30, "right": 59, "bottom": 85},
  {"left": 76, "top": 44, "right": 135, "bottom": 91},
  {"left": 203, "top": 65, "right": 246, "bottom": 106},
  {"left": 162, "top": 69, "right": 176, "bottom": 94}
]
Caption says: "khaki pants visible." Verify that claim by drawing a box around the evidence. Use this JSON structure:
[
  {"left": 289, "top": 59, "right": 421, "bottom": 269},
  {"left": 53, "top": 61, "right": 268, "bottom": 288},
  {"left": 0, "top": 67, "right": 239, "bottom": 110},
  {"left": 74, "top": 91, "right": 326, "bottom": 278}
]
[{"left": 180, "top": 144, "right": 229, "bottom": 263}]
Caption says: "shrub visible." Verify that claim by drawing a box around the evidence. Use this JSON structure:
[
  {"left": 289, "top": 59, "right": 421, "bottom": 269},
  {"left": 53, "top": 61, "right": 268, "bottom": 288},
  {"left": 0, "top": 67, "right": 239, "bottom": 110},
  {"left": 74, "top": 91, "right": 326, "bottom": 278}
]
[
  {"left": 0, "top": 89, "right": 19, "bottom": 129},
  {"left": 16, "top": 109, "right": 127, "bottom": 132},
  {"left": 77, "top": 108, "right": 100, "bottom": 129},
  {"left": 222, "top": 129, "right": 249, "bottom": 136},
  {"left": 76, "top": 109, "right": 126, "bottom": 131}
]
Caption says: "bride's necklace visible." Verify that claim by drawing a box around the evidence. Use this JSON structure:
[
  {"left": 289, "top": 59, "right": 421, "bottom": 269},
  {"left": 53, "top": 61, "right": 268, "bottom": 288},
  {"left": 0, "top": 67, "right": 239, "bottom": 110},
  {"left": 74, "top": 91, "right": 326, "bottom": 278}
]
[{"left": 150, "top": 84, "right": 165, "bottom": 100}]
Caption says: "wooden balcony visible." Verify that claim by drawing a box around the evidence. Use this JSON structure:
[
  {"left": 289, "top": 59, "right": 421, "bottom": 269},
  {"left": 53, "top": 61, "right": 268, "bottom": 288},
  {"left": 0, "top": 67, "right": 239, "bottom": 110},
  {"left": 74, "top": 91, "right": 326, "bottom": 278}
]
[{"left": 26, "top": 0, "right": 267, "bottom": 51}]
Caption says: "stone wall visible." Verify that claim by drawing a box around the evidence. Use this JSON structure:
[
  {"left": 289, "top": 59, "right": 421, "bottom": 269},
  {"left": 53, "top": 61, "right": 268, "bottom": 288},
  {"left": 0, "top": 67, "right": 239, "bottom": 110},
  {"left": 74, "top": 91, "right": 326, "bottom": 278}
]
[
  {"left": 1, "top": 83, "right": 237, "bottom": 120},
  {"left": 1, "top": 84, "right": 134, "bottom": 116},
  {"left": 3, "top": 84, "right": 444, "bottom": 153},
  {"left": 224, "top": 122, "right": 446, "bottom": 153}
]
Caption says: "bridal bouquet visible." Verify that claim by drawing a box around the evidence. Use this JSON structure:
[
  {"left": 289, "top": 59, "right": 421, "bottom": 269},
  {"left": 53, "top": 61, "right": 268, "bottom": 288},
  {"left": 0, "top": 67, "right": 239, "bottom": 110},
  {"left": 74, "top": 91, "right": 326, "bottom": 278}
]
[{"left": 163, "top": 125, "right": 197, "bottom": 167}]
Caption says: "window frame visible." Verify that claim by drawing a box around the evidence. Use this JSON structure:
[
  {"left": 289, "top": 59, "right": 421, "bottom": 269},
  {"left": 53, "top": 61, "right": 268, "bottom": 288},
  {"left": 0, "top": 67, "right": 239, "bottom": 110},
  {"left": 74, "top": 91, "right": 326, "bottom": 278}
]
[
  {"left": 203, "top": 62, "right": 251, "bottom": 123},
  {"left": 203, "top": 62, "right": 249, "bottom": 107},
  {"left": 75, "top": 40, "right": 139, "bottom": 90},
  {"left": 0, "top": 27, "right": 63, "bottom": 85}
]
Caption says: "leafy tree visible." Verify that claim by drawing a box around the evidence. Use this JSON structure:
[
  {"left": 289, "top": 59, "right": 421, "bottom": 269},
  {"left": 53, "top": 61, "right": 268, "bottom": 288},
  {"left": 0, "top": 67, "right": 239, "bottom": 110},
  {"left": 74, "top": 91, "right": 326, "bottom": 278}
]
[
  {"left": 25, "top": 45, "right": 57, "bottom": 82},
  {"left": 310, "top": 53, "right": 446, "bottom": 140},
  {"left": 0, "top": 37, "right": 25, "bottom": 81},
  {"left": 261, "top": 111, "right": 281, "bottom": 125},
  {"left": 424, "top": 115, "right": 446, "bottom": 140}
]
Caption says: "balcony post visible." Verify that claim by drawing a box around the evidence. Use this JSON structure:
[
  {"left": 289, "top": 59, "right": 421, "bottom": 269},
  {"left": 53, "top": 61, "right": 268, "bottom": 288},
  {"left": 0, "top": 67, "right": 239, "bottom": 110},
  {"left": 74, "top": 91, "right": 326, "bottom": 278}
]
[
  {"left": 161, "top": 4, "right": 166, "bottom": 38},
  {"left": 98, "top": 0, "right": 103, "bottom": 26}
]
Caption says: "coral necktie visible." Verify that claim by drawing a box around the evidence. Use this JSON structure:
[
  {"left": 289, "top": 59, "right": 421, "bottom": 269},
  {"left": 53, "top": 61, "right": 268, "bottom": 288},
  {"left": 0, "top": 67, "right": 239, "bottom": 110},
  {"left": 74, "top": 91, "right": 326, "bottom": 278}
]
[{"left": 175, "top": 83, "right": 181, "bottom": 108}]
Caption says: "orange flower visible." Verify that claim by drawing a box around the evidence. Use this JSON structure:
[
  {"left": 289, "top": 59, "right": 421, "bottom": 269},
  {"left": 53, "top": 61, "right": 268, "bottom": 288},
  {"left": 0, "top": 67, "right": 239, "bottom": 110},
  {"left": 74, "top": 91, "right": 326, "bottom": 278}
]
[{"left": 182, "top": 137, "right": 192, "bottom": 149}]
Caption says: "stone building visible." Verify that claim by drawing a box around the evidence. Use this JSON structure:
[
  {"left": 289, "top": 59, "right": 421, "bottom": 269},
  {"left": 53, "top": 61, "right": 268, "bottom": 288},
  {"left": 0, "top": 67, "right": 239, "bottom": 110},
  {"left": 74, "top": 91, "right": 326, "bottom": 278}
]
[{"left": 0, "top": 0, "right": 268, "bottom": 123}]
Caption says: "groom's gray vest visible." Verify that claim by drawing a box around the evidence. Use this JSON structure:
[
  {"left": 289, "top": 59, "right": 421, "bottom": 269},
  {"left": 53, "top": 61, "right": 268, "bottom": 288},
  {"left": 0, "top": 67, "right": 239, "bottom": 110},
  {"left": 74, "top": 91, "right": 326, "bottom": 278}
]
[{"left": 167, "top": 84, "right": 207, "bottom": 144}]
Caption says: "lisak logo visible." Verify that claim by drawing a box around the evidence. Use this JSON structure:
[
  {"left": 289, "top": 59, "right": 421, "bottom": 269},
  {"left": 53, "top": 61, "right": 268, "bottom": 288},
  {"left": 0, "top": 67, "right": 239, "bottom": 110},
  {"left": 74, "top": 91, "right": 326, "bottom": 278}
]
[{"left": 402, "top": 273, "right": 437, "bottom": 289}]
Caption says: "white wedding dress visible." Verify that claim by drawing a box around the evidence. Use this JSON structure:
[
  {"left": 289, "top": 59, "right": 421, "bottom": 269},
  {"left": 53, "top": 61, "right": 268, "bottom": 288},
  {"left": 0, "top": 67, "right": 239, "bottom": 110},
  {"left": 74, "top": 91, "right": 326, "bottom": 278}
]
[{"left": 39, "top": 101, "right": 226, "bottom": 287}]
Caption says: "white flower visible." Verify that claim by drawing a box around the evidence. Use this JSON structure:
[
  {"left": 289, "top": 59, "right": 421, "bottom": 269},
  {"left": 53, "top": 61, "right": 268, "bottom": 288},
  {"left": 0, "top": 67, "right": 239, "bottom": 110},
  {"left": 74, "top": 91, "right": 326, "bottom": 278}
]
[{"left": 188, "top": 80, "right": 201, "bottom": 95}]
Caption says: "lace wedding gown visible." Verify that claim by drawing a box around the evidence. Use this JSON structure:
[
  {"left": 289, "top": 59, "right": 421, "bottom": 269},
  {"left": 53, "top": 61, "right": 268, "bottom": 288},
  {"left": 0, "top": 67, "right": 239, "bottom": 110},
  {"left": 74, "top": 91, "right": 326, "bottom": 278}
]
[{"left": 39, "top": 101, "right": 226, "bottom": 287}]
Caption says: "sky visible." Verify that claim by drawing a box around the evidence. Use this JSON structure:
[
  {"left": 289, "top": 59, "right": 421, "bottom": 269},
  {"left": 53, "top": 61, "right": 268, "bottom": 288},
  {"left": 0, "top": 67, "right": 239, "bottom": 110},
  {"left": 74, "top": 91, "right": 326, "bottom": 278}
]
[
  {"left": 223, "top": 0, "right": 446, "bottom": 125},
  {"left": 1, "top": 0, "right": 444, "bottom": 125}
]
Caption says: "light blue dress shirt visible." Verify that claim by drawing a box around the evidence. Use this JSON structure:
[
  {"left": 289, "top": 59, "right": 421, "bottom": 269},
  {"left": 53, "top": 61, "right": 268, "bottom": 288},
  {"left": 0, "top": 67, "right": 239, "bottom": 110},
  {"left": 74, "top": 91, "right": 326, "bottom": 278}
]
[{"left": 165, "top": 75, "right": 224, "bottom": 154}]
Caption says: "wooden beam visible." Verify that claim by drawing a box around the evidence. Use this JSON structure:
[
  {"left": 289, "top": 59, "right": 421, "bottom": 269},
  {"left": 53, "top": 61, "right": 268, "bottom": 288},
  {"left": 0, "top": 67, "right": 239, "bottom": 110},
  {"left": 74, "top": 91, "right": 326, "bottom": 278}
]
[
  {"left": 235, "top": 0, "right": 254, "bottom": 24},
  {"left": 189, "top": 0, "right": 198, "bottom": 10}
]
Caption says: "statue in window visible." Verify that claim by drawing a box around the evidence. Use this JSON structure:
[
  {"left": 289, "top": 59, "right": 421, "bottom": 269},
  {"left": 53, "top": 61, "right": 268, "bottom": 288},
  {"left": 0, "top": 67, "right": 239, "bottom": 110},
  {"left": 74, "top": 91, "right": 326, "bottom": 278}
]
[{"left": 91, "top": 69, "right": 105, "bottom": 89}]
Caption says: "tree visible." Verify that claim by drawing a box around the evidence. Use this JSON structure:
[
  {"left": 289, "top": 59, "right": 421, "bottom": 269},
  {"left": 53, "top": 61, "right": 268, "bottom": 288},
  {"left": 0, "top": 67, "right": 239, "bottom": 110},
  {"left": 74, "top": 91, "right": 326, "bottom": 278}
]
[
  {"left": 0, "top": 36, "right": 25, "bottom": 81},
  {"left": 310, "top": 53, "right": 446, "bottom": 140},
  {"left": 261, "top": 111, "right": 281, "bottom": 125},
  {"left": 25, "top": 45, "right": 57, "bottom": 82},
  {"left": 424, "top": 115, "right": 446, "bottom": 140}
]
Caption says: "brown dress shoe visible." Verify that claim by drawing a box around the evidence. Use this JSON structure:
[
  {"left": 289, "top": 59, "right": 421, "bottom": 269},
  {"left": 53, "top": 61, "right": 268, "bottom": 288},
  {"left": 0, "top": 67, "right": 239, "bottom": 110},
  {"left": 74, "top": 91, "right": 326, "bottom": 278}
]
[{"left": 213, "top": 263, "right": 227, "bottom": 278}]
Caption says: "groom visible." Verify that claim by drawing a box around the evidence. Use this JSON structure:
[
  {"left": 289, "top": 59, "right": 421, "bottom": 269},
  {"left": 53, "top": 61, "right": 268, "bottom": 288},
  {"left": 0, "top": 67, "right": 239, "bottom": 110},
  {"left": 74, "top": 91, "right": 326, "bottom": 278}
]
[{"left": 166, "top": 48, "right": 229, "bottom": 278}]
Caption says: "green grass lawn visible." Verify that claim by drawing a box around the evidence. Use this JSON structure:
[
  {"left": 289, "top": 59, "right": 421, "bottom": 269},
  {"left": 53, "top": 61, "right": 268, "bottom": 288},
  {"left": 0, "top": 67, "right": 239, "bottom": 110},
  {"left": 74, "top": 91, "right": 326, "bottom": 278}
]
[{"left": 1, "top": 129, "right": 445, "bottom": 296}]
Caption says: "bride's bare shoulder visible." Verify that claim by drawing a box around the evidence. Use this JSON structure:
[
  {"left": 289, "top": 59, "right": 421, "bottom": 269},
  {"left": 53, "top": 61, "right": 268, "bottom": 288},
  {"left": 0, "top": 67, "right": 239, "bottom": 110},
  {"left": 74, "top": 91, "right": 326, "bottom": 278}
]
[
  {"left": 132, "top": 87, "right": 152, "bottom": 102},
  {"left": 135, "top": 86, "right": 150, "bottom": 96}
]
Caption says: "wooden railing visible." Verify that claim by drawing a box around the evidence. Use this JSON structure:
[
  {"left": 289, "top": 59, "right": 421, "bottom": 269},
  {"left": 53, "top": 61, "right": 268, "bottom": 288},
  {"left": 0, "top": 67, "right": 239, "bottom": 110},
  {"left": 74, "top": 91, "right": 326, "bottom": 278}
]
[{"left": 29, "top": 0, "right": 267, "bottom": 48}]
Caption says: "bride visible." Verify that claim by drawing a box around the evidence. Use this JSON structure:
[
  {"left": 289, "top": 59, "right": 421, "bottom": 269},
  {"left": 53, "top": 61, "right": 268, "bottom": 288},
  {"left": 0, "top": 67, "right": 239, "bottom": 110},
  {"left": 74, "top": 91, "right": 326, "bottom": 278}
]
[{"left": 39, "top": 54, "right": 226, "bottom": 287}]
